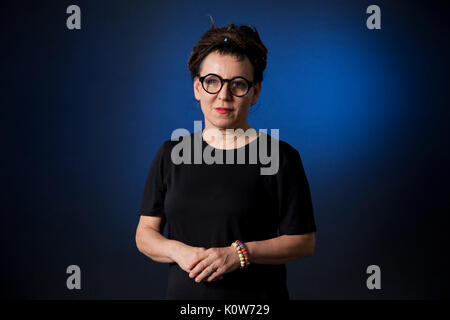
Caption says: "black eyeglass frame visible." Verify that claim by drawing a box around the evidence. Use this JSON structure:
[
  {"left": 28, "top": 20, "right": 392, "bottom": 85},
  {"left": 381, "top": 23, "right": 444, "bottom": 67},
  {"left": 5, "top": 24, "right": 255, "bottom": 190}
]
[{"left": 198, "top": 73, "right": 254, "bottom": 97}]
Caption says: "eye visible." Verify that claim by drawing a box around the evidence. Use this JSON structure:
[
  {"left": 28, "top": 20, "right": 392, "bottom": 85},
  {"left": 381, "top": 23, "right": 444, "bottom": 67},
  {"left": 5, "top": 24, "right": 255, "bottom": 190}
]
[
  {"left": 206, "top": 79, "right": 219, "bottom": 85},
  {"left": 231, "top": 80, "right": 246, "bottom": 88}
]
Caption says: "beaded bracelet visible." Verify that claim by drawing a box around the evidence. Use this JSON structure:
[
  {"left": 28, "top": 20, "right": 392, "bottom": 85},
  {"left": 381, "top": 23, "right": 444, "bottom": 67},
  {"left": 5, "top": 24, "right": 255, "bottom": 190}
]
[
  {"left": 231, "top": 240, "right": 250, "bottom": 269},
  {"left": 237, "top": 240, "right": 250, "bottom": 267},
  {"left": 231, "top": 241, "right": 245, "bottom": 268}
]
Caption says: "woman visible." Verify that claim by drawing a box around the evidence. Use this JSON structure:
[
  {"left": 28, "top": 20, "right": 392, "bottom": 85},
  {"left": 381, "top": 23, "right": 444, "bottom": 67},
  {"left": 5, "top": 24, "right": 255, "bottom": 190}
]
[{"left": 135, "top": 20, "right": 316, "bottom": 300}]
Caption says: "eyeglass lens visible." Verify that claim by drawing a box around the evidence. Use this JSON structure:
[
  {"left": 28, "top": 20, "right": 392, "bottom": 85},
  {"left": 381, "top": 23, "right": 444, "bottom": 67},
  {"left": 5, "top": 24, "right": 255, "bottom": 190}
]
[{"left": 203, "top": 74, "right": 249, "bottom": 96}]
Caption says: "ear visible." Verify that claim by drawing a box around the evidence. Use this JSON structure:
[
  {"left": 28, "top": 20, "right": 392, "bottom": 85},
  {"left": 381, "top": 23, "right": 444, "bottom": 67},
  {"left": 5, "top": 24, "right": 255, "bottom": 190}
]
[
  {"left": 251, "top": 82, "right": 262, "bottom": 105},
  {"left": 194, "top": 77, "right": 201, "bottom": 101}
]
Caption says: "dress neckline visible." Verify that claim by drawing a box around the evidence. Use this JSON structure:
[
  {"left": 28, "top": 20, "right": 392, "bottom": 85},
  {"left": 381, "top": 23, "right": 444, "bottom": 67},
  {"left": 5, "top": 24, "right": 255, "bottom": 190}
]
[{"left": 201, "top": 130, "right": 261, "bottom": 151}]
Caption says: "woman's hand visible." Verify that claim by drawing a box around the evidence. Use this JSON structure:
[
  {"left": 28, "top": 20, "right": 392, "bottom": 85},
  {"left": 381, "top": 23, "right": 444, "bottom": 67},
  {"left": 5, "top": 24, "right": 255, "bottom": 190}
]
[
  {"left": 172, "top": 244, "right": 225, "bottom": 281},
  {"left": 188, "top": 246, "right": 241, "bottom": 283}
]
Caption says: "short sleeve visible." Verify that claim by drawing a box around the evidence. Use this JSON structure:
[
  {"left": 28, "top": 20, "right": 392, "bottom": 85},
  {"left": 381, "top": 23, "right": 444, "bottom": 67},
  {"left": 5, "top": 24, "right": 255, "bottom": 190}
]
[
  {"left": 276, "top": 147, "right": 316, "bottom": 235},
  {"left": 137, "top": 141, "right": 168, "bottom": 216}
]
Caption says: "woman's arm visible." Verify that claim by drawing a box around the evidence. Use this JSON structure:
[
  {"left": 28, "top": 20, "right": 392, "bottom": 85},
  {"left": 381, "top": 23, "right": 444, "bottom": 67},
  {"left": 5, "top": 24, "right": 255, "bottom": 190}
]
[
  {"left": 135, "top": 215, "right": 213, "bottom": 274},
  {"left": 188, "top": 233, "right": 315, "bottom": 282},
  {"left": 135, "top": 215, "right": 182, "bottom": 263},
  {"left": 245, "top": 233, "right": 315, "bottom": 265}
]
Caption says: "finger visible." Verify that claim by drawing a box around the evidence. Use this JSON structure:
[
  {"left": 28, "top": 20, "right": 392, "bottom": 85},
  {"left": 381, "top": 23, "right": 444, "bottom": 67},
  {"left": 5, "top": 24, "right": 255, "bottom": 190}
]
[
  {"left": 187, "top": 252, "right": 208, "bottom": 272},
  {"left": 195, "top": 265, "right": 216, "bottom": 283},
  {"left": 188, "top": 257, "right": 205, "bottom": 273},
  {"left": 189, "top": 259, "right": 209, "bottom": 279},
  {"left": 206, "top": 270, "right": 222, "bottom": 282},
  {"left": 195, "top": 266, "right": 214, "bottom": 282}
]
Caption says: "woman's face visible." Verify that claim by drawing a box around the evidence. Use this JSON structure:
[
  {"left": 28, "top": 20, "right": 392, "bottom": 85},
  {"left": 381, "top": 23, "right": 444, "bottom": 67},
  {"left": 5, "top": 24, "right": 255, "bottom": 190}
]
[{"left": 194, "top": 51, "right": 261, "bottom": 130}]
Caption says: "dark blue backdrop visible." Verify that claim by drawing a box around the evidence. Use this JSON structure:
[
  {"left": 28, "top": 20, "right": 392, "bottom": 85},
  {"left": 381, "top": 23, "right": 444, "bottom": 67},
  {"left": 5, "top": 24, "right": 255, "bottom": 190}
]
[{"left": 2, "top": 0, "right": 449, "bottom": 299}]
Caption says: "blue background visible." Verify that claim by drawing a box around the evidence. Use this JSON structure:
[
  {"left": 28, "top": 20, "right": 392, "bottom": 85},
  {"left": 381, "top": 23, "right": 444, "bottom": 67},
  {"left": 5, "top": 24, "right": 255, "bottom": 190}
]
[{"left": 2, "top": 0, "right": 449, "bottom": 299}]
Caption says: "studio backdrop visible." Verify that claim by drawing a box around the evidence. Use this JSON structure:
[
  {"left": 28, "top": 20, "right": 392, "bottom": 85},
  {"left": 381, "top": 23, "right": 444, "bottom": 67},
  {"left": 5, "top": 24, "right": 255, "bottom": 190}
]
[{"left": 2, "top": 0, "right": 449, "bottom": 299}]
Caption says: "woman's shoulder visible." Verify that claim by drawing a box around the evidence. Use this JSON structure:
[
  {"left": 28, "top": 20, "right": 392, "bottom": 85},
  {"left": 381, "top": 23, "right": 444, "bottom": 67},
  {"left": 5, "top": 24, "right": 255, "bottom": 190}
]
[
  {"left": 262, "top": 132, "right": 302, "bottom": 158},
  {"left": 161, "top": 132, "right": 196, "bottom": 149},
  {"left": 155, "top": 132, "right": 197, "bottom": 158},
  {"left": 257, "top": 133, "right": 306, "bottom": 177}
]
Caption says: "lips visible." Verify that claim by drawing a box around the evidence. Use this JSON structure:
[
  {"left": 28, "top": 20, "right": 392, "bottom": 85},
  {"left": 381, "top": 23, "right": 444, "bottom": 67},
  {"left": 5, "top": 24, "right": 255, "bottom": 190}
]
[{"left": 215, "top": 108, "right": 232, "bottom": 114}]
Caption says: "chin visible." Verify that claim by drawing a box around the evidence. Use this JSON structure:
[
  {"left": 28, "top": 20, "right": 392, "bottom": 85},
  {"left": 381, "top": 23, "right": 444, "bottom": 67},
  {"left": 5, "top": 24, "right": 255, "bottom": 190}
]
[{"left": 210, "top": 118, "right": 236, "bottom": 129}]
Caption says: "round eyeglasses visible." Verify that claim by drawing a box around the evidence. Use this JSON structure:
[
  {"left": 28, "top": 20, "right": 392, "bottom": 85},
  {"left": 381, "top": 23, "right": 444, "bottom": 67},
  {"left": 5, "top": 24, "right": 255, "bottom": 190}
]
[{"left": 198, "top": 73, "right": 254, "bottom": 97}]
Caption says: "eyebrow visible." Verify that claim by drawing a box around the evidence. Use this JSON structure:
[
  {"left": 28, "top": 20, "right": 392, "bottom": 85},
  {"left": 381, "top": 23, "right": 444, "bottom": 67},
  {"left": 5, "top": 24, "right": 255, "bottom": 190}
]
[{"left": 202, "top": 73, "right": 252, "bottom": 80}]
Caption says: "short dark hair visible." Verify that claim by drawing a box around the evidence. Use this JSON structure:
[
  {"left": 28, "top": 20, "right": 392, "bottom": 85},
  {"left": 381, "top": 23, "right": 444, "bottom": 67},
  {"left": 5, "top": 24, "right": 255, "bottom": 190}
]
[{"left": 187, "top": 16, "right": 268, "bottom": 84}]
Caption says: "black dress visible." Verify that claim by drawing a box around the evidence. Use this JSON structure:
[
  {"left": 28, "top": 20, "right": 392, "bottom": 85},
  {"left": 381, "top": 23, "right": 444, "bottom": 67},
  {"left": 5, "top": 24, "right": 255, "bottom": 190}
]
[{"left": 137, "top": 131, "right": 316, "bottom": 300}]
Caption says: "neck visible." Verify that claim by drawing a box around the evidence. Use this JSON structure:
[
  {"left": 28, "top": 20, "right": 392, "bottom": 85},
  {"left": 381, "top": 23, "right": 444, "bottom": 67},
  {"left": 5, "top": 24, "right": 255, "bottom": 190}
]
[{"left": 202, "top": 122, "right": 257, "bottom": 149}]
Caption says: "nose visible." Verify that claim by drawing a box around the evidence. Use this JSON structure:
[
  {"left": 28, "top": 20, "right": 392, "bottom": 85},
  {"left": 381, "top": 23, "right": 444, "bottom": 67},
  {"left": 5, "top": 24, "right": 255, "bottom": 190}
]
[{"left": 217, "top": 81, "right": 232, "bottom": 100}]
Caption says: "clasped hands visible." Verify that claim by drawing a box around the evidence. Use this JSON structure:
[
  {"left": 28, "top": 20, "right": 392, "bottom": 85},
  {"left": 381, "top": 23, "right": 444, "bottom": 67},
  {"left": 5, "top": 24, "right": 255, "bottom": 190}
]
[{"left": 175, "top": 245, "right": 241, "bottom": 283}]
